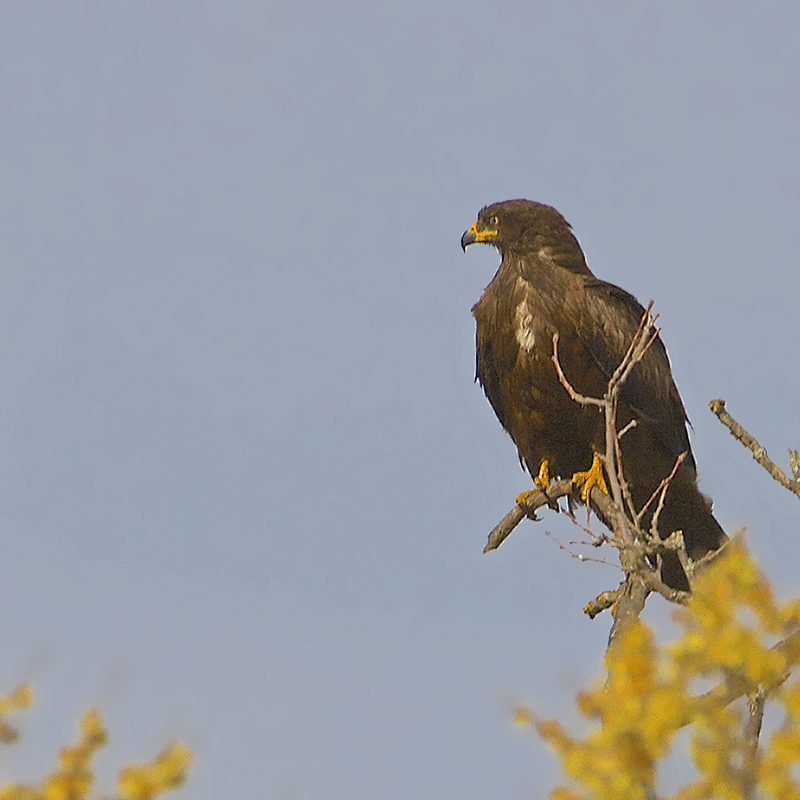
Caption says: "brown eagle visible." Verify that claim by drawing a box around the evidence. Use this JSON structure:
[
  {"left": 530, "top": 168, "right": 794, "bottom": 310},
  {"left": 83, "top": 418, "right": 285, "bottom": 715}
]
[{"left": 462, "top": 199, "right": 726, "bottom": 590}]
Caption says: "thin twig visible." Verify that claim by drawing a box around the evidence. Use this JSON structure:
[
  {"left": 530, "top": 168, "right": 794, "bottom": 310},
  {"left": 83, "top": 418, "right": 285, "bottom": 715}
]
[
  {"left": 611, "top": 400, "right": 638, "bottom": 521},
  {"left": 604, "top": 383, "right": 626, "bottom": 513},
  {"left": 561, "top": 502, "right": 613, "bottom": 546},
  {"left": 608, "top": 301, "right": 656, "bottom": 388},
  {"left": 611, "top": 322, "right": 659, "bottom": 395},
  {"left": 679, "top": 536, "right": 729, "bottom": 586},
  {"left": 617, "top": 419, "right": 638, "bottom": 439},
  {"left": 551, "top": 333, "right": 605, "bottom": 408},
  {"left": 543, "top": 530, "right": 620, "bottom": 569},
  {"left": 637, "top": 451, "right": 687, "bottom": 534},
  {"left": 709, "top": 399, "right": 800, "bottom": 500},
  {"left": 741, "top": 688, "right": 766, "bottom": 800}
]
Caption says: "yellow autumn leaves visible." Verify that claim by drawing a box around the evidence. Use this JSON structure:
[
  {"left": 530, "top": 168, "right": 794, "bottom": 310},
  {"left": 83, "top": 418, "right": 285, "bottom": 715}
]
[
  {"left": 116, "top": 743, "right": 193, "bottom": 800},
  {"left": 0, "top": 693, "right": 191, "bottom": 800},
  {"left": 515, "top": 539, "right": 800, "bottom": 800},
  {"left": 4, "top": 538, "right": 798, "bottom": 798},
  {"left": 0, "top": 685, "right": 34, "bottom": 745}
]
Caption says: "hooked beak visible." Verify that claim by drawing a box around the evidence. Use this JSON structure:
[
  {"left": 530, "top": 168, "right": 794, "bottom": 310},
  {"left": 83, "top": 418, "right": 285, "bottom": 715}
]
[{"left": 461, "top": 221, "right": 497, "bottom": 251}]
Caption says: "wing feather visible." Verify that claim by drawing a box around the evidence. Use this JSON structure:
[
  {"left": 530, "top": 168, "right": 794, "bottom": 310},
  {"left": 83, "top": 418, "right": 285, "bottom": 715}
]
[{"left": 577, "top": 279, "right": 693, "bottom": 465}]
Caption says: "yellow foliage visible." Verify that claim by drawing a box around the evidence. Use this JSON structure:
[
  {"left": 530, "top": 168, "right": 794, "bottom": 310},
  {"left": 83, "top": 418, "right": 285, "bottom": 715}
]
[
  {"left": 0, "top": 697, "right": 192, "bottom": 800},
  {"left": 117, "top": 742, "right": 193, "bottom": 800},
  {"left": 0, "top": 685, "right": 34, "bottom": 744},
  {"left": 520, "top": 539, "right": 800, "bottom": 800}
]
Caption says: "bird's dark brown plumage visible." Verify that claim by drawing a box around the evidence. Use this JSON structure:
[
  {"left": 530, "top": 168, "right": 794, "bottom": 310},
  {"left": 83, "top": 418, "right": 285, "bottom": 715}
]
[{"left": 462, "top": 199, "right": 726, "bottom": 590}]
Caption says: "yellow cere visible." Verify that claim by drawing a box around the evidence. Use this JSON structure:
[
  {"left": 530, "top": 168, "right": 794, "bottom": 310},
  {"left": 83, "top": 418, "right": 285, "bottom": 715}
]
[{"left": 468, "top": 221, "right": 498, "bottom": 241}]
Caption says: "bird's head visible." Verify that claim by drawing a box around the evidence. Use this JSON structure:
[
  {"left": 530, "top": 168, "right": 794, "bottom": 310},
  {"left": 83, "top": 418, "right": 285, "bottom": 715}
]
[{"left": 461, "top": 199, "right": 577, "bottom": 259}]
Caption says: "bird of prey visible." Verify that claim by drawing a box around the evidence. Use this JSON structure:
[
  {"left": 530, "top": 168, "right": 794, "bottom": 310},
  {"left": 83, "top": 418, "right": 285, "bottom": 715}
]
[{"left": 461, "top": 199, "right": 726, "bottom": 590}]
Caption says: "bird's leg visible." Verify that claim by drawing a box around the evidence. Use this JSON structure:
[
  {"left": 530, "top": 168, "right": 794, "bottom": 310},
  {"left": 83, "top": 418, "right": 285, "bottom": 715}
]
[
  {"left": 516, "top": 459, "right": 551, "bottom": 506},
  {"left": 571, "top": 453, "right": 608, "bottom": 501},
  {"left": 534, "top": 459, "right": 550, "bottom": 490}
]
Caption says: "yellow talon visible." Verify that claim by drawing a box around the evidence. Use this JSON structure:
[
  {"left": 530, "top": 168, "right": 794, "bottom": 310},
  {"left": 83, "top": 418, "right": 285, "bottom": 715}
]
[
  {"left": 534, "top": 459, "right": 550, "bottom": 490},
  {"left": 516, "top": 460, "right": 551, "bottom": 506},
  {"left": 572, "top": 454, "right": 608, "bottom": 501}
]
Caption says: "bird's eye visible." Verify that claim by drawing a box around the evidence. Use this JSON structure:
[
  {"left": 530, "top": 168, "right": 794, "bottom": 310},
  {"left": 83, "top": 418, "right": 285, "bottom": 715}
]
[{"left": 489, "top": 215, "right": 499, "bottom": 227}]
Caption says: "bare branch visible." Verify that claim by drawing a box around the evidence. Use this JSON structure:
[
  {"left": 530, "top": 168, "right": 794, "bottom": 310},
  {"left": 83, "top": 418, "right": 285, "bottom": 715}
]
[
  {"left": 584, "top": 587, "right": 624, "bottom": 620},
  {"left": 709, "top": 399, "right": 800, "bottom": 500},
  {"left": 789, "top": 448, "right": 800, "bottom": 482},
  {"left": 483, "top": 479, "right": 575, "bottom": 553},
  {"left": 483, "top": 506, "right": 526, "bottom": 553},
  {"left": 607, "top": 578, "right": 649, "bottom": 645}
]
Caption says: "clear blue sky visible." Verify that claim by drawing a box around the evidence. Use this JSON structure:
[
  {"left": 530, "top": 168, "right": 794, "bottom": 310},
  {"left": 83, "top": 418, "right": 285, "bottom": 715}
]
[{"left": 1, "top": 3, "right": 799, "bottom": 797}]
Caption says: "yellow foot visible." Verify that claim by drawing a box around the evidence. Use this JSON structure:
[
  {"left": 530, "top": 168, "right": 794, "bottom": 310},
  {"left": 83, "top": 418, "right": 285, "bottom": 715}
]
[
  {"left": 516, "top": 460, "right": 551, "bottom": 506},
  {"left": 534, "top": 459, "right": 550, "bottom": 490},
  {"left": 572, "top": 454, "right": 608, "bottom": 501}
]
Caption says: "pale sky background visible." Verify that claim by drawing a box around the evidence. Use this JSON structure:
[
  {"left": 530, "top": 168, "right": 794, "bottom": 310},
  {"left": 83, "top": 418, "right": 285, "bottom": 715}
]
[{"left": 1, "top": 3, "right": 799, "bottom": 798}]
